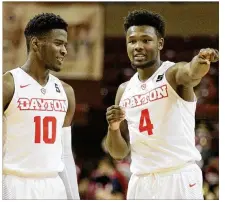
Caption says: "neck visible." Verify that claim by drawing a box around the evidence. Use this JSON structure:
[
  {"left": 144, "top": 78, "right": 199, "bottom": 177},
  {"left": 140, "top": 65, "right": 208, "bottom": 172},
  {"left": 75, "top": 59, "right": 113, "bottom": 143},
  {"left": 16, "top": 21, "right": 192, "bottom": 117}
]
[
  {"left": 137, "top": 58, "right": 162, "bottom": 81},
  {"left": 21, "top": 53, "right": 49, "bottom": 86}
]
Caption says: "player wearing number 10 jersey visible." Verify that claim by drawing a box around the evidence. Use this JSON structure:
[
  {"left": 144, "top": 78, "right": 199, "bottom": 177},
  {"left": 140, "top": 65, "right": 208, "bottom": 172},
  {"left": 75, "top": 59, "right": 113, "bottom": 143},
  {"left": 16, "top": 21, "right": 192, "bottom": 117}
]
[
  {"left": 3, "top": 13, "right": 79, "bottom": 199},
  {"left": 105, "top": 10, "right": 219, "bottom": 199}
]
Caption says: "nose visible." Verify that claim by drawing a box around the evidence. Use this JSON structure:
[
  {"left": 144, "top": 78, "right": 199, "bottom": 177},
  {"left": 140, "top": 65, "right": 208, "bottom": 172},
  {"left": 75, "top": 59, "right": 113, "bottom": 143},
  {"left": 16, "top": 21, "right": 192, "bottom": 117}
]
[
  {"left": 134, "top": 41, "right": 144, "bottom": 52},
  {"left": 60, "top": 45, "right": 67, "bottom": 56}
]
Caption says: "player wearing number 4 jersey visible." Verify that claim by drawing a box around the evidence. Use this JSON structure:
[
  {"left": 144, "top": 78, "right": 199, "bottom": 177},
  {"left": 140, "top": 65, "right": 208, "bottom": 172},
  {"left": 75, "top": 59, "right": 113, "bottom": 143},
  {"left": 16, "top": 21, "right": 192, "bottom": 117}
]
[
  {"left": 105, "top": 10, "right": 219, "bottom": 199},
  {"left": 3, "top": 13, "right": 79, "bottom": 199}
]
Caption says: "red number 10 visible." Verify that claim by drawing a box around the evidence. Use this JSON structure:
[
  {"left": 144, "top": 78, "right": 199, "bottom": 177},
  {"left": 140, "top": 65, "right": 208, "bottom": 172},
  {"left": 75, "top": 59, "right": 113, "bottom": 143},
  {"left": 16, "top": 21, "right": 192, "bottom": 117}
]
[
  {"left": 34, "top": 116, "right": 57, "bottom": 144},
  {"left": 139, "top": 109, "right": 154, "bottom": 135}
]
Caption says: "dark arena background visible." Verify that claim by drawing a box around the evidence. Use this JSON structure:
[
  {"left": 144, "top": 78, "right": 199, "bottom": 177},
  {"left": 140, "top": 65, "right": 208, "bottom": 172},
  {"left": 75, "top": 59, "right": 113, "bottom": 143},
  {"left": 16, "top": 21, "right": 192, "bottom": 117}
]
[{"left": 3, "top": 2, "right": 219, "bottom": 200}]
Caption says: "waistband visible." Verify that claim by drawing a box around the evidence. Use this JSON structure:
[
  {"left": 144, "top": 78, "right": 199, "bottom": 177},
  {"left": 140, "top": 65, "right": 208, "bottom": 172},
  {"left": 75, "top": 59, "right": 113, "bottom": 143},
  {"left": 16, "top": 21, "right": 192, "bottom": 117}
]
[
  {"left": 134, "top": 161, "right": 196, "bottom": 177},
  {"left": 3, "top": 169, "right": 58, "bottom": 178}
]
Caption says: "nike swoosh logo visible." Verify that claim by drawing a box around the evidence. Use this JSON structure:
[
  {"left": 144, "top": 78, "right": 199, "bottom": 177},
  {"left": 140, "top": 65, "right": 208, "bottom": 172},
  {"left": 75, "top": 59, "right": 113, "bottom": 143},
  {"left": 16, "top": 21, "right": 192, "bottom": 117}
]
[
  {"left": 189, "top": 183, "right": 196, "bottom": 187},
  {"left": 20, "top": 84, "right": 31, "bottom": 88}
]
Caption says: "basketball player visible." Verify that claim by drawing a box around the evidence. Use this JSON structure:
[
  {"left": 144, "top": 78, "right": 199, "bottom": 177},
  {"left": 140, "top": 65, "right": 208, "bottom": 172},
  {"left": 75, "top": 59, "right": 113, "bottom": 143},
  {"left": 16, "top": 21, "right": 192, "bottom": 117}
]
[
  {"left": 105, "top": 10, "right": 219, "bottom": 199},
  {"left": 3, "top": 13, "right": 80, "bottom": 199}
]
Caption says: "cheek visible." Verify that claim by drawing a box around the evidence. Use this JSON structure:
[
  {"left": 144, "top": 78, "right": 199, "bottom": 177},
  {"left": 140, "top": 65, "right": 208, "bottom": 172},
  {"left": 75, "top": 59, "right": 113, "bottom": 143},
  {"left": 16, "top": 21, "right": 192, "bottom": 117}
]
[
  {"left": 127, "top": 45, "right": 133, "bottom": 57},
  {"left": 47, "top": 46, "right": 58, "bottom": 60},
  {"left": 146, "top": 44, "right": 158, "bottom": 54},
  {"left": 40, "top": 45, "right": 50, "bottom": 59}
]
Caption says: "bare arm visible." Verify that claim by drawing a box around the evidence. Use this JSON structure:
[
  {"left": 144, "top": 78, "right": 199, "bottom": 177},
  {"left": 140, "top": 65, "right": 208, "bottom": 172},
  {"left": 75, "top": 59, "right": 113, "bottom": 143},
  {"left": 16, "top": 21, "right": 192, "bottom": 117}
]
[
  {"left": 3, "top": 72, "right": 14, "bottom": 113},
  {"left": 105, "top": 82, "right": 130, "bottom": 160},
  {"left": 169, "top": 48, "right": 219, "bottom": 88},
  {"left": 166, "top": 48, "right": 219, "bottom": 101}
]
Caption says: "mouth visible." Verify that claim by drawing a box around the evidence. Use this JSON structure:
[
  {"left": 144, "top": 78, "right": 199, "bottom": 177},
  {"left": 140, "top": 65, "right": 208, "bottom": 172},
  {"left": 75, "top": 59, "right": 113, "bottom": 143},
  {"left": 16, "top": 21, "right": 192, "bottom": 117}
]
[
  {"left": 56, "top": 57, "right": 64, "bottom": 64},
  {"left": 134, "top": 54, "right": 146, "bottom": 61}
]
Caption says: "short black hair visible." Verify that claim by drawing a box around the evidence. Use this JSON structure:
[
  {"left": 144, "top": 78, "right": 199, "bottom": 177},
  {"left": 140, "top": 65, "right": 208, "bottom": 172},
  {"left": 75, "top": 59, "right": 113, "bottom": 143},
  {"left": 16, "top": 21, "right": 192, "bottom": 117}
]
[
  {"left": 24, "top": 13, "right": 68, "bottom": 52},
  {"left": 124, "top": 9, "right": 165, "bottom": 38}
]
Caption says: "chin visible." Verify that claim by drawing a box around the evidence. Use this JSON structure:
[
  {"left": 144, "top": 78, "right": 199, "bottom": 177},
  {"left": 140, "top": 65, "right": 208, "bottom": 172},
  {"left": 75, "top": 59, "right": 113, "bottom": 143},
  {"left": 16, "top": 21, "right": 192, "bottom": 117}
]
[
  {"left": 51, "top": 66, "right": 62, "bottom": 72},
  {"left": 131, "top": 62, "right": 150, "bottom": 69},
  {"left": 54, "top": 68, "right": 61, "bottom": 72},
  {"left": 131, "top": 60, "right": 156, "bottom": 69},
  {"left": 45, "top": 64, "right": 62, "bottom": 72}
]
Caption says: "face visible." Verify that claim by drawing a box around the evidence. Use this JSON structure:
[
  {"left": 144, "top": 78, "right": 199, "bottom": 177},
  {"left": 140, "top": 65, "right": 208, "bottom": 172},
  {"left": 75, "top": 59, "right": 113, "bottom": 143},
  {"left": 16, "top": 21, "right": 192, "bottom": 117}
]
[
  {"left": 126, "top": 25, "right": 164, "bottom": 69},
  {"left": 34, "top": 29, "right": 68, "bottom": 72}
]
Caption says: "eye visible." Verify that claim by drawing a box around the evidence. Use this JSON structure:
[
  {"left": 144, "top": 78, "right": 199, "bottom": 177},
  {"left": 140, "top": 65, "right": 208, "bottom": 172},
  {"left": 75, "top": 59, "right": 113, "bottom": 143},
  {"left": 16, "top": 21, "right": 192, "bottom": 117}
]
[
  {"left": 54, "top": 42, "right": 62, "bottom": 46},
  {"left": 143, "top": 39, "right": 151, "bottom": 43},
  {"left": 128, "top": 40, "right": 136, "bottom": 44}
]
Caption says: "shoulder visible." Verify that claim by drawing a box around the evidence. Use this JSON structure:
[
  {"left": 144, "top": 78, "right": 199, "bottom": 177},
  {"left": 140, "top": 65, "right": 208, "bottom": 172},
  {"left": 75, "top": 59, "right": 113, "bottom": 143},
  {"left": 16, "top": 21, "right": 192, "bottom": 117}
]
[
  {"left": 60, "top": 81, "right": 76, "bottom": 126},
  {"left": 166, "top": 62, "right": 188, "bottom": 81},
  {"left": 3, "top": 71, "right": 14, "bottom": 82},
  {"left": 115, "top": 81, "right": 129, "bottom": 105},
  {"left": 166, "top": 62, "right": 187, "bottom": 74},
  {"left": 119, "top": 81, "right": 129, "bottom": 89},
  {"left": 3, "top": 72, "right": 14, "bottom": 90}
]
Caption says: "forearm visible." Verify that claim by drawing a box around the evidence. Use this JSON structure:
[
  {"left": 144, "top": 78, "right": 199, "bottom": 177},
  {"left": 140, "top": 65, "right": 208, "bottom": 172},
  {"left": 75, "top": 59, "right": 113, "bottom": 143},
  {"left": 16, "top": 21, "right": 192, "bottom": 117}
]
[
  {"left": 105, "top": 127, "right": 130, "bottom": 160},
  {"left": 59, "top": 127, "right": 80, "bottom": 199},
  {"left": 59, "top": 153, "right": 79, "bottom": 199}
]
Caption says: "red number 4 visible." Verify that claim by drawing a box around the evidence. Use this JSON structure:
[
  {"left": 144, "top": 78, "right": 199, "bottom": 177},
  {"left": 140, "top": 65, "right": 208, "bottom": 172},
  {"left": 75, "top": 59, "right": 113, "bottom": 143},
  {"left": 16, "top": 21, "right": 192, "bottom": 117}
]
[
  {"left": 139, "top": 109, "right": 154, "bottom": 135},
  {"left": 34, "top": 116, "right": 57, "bottom": 144}
]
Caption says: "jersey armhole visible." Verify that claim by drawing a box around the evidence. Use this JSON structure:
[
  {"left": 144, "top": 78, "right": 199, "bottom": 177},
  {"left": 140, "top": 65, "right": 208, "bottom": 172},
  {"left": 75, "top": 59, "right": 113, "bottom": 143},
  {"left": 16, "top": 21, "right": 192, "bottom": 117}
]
[
  {"left": 164, "top": 72, "right": 197, "bottom": 104},
  {"left": 119, "top": 74, "right": 138, "bottom": 106},
  {"left": 55, "top": 77, "right": 69, "bottom": 108},
  {"left": 119, "top": 81, "right": 130, "bottom": 107}
]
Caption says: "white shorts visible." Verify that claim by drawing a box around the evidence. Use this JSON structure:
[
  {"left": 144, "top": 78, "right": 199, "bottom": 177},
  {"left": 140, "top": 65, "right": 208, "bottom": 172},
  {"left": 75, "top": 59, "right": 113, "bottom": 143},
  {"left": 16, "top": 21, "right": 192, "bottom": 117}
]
[
  {"left": 127, "top": 163, "right": 204, "bottom": 199},
  {"left": 2, "top": 175, "right": 67, "bottom": 199}
]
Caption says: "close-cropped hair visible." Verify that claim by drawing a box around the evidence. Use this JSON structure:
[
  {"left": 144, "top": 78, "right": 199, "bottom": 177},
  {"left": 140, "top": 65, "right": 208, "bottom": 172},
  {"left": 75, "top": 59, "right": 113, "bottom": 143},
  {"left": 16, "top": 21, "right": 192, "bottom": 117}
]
[
  {"left": 124, "top": 9, "right": 165, "bottom": 38},
  {"left": 24, "top": 13, "right": 68, "bottom": 52}
]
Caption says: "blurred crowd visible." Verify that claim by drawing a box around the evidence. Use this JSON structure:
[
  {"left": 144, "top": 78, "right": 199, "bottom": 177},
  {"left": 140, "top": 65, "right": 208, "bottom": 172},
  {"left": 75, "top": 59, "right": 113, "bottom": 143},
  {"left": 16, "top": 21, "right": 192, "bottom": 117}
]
[
  {"left": 195, "top": 121, "right": 219, "bottom": 199},
  {"left": 76, "top": 155, "right": 129, "bottom": 200}
]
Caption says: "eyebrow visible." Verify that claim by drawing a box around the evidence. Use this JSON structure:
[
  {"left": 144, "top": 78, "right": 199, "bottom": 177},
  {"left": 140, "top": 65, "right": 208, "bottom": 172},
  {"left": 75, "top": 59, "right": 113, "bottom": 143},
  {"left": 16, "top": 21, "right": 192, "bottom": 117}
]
[
  {"left": 128, "top": 34, "right": 154, "bottom": 38},
  {"left": 53, "top": 39, "right": 68, "bottom": 44},
  {"left": 54, "top": 39, "right": 67, "bottom": 42}
]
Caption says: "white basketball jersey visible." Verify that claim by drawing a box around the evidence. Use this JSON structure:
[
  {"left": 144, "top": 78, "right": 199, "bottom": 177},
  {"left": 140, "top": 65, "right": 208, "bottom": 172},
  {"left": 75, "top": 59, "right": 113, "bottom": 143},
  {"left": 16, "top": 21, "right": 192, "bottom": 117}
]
[
  {"left": 119, "top": 61, "right": 201, "bottom": 175},
  {"left": 3, "top": 68, "right": 68, "bottom": 176}
]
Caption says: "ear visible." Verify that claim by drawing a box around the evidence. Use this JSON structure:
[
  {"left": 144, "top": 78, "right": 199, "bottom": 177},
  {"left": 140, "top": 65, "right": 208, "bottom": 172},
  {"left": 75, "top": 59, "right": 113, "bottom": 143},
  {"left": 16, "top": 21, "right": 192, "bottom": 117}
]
[
  {"left": 158, "top": 38, "right": 164, "bottom": 51},
  {"left": 30, "top": 37, "right": 39, "bottom": 52}
]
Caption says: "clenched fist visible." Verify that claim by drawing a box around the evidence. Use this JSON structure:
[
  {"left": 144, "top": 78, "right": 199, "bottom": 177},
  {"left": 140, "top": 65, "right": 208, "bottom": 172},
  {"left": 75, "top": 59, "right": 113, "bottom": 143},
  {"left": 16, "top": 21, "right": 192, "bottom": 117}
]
[
  {"left": 106, "top": 105, "right": 125, "bottom": 130},
  {"left": 198, "top": 48, "right": 219, "bottom": 64}
]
